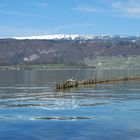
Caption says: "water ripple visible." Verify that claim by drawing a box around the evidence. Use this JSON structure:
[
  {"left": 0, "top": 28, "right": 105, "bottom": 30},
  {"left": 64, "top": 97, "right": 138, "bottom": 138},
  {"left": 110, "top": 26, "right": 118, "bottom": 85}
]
[{"left": 30, "top": 116, "right": 96, "bottom": 121}]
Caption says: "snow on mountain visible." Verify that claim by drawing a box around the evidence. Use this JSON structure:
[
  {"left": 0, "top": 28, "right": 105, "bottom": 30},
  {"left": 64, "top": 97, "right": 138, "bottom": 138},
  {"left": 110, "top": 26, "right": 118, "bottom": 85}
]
[
  {"left": 14, "top": 34, "right": 81, "bottom": 40},
  {"left": 14, "top": 34, "right": 114, "bottom": 40},
  {"left": 13, "top": 34, "right": 131, "bottom": 40}
]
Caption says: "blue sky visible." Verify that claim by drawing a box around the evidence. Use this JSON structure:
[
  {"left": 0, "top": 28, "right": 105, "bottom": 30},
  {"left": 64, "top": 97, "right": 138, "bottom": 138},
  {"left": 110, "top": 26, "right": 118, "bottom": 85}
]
[{"left": 0, "top": 0, "right": 140, "bottom": 37}]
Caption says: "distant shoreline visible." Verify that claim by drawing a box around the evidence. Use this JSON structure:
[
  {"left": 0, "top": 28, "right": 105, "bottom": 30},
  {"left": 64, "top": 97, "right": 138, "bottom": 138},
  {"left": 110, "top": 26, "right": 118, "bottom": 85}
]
[
  {"left": 0, "top": 64, "right": 90, "bottom": 70},
  {"left": 0, "top": 64, "right": 139, "bottom": 71}
]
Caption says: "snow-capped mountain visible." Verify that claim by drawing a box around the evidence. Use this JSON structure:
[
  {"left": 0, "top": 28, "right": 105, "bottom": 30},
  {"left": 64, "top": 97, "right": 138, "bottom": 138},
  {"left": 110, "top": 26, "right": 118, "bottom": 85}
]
[
  {"left": 0, "top": 34, "right": 139, "bottom": 66},
  {"left": 14, "top": 34, "right": 79, "bottom": 40},
  {"left": 14, "top": 34, "right": 115, "bottom": 40}
]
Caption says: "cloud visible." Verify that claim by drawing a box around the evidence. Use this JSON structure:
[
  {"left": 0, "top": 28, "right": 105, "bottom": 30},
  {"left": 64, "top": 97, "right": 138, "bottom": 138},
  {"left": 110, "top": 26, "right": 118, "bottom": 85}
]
[
  {"left": 74, "top": 0, "right": 140, "bottom": 19},
  {"left": 73, "top": 4, "right": 104, "bottom": 13},
  {"left": 111, "top": 0, "right": 140, "bottom": 18},
  {"left": 0, "top": 10, "right": 45, "bottom": 18}
]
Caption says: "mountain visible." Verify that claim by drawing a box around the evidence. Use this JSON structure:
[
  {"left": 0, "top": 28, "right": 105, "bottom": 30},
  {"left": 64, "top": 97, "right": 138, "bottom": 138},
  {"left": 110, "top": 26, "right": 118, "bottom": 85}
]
[
  {"left": 13, "top": 34, "right": 130, "bottom": 40},
  {"left": 0, "top": 34, "right": 140, "bottom": 67}
]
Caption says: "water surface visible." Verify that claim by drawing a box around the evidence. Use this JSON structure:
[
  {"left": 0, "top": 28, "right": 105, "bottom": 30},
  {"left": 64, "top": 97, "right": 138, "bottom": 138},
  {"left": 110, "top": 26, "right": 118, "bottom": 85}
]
[{"left": 0, "top": 69, "right": 140, "bottom": 140}]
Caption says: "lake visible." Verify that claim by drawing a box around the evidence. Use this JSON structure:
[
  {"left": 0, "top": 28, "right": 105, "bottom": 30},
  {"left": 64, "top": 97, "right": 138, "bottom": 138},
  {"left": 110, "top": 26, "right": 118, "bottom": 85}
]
[{"left": 0, "top": 69, "right": 140, "bottom": 140}]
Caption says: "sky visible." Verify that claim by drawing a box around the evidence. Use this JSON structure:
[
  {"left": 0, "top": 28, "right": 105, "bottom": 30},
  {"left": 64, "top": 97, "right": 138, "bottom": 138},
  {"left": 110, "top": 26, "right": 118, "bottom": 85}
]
[{"left": 0, "top": 0, "right": 140, "bottom": 37}]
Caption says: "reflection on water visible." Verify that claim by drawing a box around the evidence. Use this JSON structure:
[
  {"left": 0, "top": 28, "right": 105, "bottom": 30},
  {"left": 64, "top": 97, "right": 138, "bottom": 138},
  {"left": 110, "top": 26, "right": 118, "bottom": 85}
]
[
  {"left": 0, "top": 69, "right": 140, "bottom": 140},
  {"left": 0, "top": 69, "right": 140, "bottom": 85}
]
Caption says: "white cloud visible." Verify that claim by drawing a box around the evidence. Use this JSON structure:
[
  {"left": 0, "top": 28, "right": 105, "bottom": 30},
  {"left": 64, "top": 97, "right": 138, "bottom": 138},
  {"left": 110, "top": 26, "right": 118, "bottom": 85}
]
[
  {"left": 127, "top": 8, "right": 140, "bottom": 14},
  {"left": 74, "top": 0, "right": 140, "bottom": 19},
  {"left": 111, "top": 0, "right": 140, "bottom": 18},
  {"left": 74, "top": 4, "right": 104, "bottom": 13}
]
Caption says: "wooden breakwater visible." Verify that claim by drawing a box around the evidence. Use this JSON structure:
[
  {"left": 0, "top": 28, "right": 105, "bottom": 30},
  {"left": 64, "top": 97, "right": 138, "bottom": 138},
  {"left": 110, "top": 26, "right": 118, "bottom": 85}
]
[{"left": 54, "top": 75, "right": 140, "bottom": 91}]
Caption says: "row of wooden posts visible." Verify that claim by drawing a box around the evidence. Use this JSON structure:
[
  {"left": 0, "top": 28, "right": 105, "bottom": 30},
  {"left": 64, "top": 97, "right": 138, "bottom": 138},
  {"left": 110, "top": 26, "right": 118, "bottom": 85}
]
[{"left": 55, "top": 75, "right": 140, "bottom": 91}]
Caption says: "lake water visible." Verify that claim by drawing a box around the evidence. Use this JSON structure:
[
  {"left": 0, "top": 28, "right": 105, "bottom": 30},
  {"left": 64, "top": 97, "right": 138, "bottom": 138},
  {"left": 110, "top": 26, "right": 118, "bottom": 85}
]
[{"left": 0, "top": 69, "right": 140, "bottom": 140}]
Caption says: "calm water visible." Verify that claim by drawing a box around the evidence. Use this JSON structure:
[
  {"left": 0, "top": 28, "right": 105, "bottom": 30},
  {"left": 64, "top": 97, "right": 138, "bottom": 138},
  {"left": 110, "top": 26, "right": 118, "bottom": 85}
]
[{"left": 0, "top": 69, "right": 140, "bottom": 140}]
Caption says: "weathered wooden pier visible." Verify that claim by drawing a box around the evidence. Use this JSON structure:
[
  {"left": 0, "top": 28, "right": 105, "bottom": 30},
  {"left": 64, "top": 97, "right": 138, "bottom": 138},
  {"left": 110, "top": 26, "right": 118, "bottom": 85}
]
[{"left": 54, "top": 75, "right": 140, "bottom": 91}]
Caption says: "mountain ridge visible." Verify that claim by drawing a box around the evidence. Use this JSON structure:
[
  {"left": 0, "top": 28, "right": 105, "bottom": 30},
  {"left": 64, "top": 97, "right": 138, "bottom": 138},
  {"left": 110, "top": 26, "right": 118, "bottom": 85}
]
[
  {"left": 13, "top": 34, "right": 133, "bottom": 40},
  {"left": 0, "top": 35, "right": 140, "bottom": 67}
]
